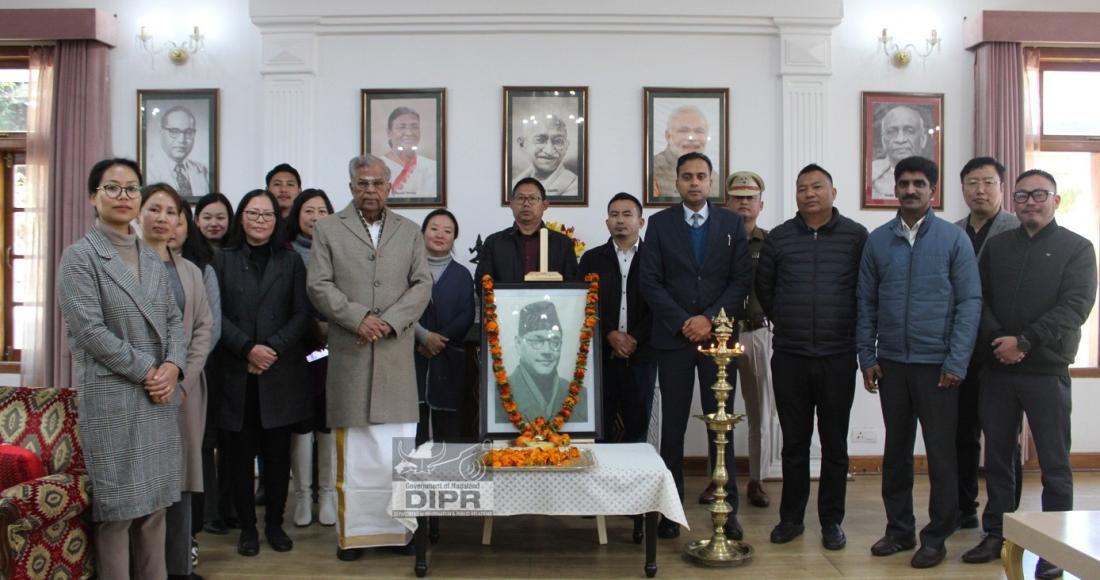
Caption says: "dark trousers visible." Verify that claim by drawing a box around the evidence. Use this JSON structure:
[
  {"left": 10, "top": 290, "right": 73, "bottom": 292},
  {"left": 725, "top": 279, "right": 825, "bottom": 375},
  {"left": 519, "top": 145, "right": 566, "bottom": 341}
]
[
  {"left": 165, "top": 492, "right": 193, "bottom": 575},
  {"left": 878, "top": 360, "right": 958, "bottom": 548},
  {"left": 416, "top": 403, "right": 461, "bottom": 445},
  {"left": 957, "top": 362, "right": 1025, "bottom": 518},
  {"left": 656, "top": 346, "right": 737, "bottom": 510},
  {"left": 979, "top": 368, "right": 1073, "bottom": 537},
  {"left": 771, "top": 350, "right": 857, "bottom": 527},
  {"left": 222, "top": 380, "right": 292, "bottom": 531},
  {"left": 601, "top": 357, "right": 657, "bottom": 443}
]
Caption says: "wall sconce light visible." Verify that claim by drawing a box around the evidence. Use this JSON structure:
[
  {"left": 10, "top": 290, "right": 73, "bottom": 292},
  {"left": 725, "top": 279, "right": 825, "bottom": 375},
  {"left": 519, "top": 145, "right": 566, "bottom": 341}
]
[
  {"left": 138, "top": 25, "right": 205, "bottom": 65},
  {"left": 879, "top": 28, "right": 940, "bottom": 67}
]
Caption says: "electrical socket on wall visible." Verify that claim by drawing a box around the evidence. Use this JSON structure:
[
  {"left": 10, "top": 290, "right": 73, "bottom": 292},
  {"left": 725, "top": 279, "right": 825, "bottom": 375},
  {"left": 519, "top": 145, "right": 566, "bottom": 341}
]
[{"left": 852, "top": 428, "right": 878, "bottom": 443}]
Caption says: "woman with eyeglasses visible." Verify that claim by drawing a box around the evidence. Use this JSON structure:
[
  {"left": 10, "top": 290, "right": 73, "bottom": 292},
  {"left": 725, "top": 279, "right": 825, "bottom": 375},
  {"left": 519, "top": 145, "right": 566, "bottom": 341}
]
[
  {"left": 284, "top": 189, "right": 338, "bottom": 528},
  {"left": 138, "top": 183, "right": 216, "bottom": 580},
  {"left": 210, "top": 189, "right": 312, "bottom": 557},
  {"left": 57, "top": 159, "right": 187, "bottom": 579}
]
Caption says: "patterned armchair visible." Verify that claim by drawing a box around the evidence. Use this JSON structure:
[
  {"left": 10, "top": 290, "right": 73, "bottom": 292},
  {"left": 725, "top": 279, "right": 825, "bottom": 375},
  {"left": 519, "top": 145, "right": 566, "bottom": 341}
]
[{"left": 0, "top": 387, "right": 92, "bottom": 579}]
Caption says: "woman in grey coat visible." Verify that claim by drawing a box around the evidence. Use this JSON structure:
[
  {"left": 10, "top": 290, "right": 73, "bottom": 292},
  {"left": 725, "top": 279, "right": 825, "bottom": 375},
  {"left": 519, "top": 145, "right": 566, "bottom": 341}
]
[{"left": 58, "top": 158, "right": 187, "bottom": 580}]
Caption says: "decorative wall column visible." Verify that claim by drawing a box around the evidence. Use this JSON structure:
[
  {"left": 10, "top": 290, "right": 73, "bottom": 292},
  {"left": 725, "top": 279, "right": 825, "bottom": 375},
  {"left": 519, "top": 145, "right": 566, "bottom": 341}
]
[{"left": 259, "top": 31, "right": 316, "bottom": 182}]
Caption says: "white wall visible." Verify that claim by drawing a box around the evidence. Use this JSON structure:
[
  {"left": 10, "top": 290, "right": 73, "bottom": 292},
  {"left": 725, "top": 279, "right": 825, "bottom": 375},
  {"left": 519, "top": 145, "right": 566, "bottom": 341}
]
[{"left": 11, "top": 0, "right": 1100, "bottom": 455}]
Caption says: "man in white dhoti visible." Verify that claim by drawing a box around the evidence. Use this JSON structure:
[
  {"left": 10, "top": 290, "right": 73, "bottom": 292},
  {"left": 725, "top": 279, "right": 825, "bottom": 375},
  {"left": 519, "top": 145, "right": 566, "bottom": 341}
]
[{"left": 307, "top": 154, "right": 432, "bottom": 561}]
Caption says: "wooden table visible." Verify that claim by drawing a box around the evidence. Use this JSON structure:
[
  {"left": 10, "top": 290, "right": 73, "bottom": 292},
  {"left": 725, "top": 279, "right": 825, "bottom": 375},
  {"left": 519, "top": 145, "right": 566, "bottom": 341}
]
[{"left": 1003, "top": 510, "right": 1100, "bottom": 579}]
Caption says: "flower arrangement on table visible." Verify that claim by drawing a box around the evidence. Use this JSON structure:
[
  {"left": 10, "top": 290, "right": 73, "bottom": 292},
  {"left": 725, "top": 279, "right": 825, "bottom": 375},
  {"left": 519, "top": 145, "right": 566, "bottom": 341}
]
[
  {"left": 480, "top": 273, "right": 600, "bottom": 467},
  {"left": 544, "top": 221, "right": 586, "bottom": 257}
]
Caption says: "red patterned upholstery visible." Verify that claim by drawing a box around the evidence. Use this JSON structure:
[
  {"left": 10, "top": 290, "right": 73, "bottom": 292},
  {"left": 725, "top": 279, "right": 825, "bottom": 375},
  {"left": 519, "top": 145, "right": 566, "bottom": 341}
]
[
  {"left": 0, "top": 445, "right": 46, "bottom": 490},
  {"left": 0, "top": 387, "right": 92, "bottom": 579}
]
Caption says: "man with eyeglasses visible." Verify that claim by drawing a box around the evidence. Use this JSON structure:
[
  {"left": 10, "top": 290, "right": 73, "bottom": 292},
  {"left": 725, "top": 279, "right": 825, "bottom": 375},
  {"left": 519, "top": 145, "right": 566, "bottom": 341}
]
[
  {"left": 499, "top": 300, "right": 587, "bottom": 423},
  {"left": 307, "top": 154, "right": 432, "bottom": 561},
  {"left": 952, "top": 157, "right": 1021, "bottom": 533},
  {"left": 513, "top": 115, "right": 578, "bottom": 198},
  {"left": 961, "top": 169, "right": 1097, "bottom": 579},
  {"left": 474, "top": 177, "right": 578, "bottom": 283},
  {"left": 149, "top": 105, "right": 210, "bottom": 196}
]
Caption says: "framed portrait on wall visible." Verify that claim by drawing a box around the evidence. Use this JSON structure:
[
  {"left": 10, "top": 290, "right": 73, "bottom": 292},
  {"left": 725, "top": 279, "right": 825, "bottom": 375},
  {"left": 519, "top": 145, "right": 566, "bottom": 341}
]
[
  {"left": 644, "top": 87, "right": 729, "bottom": 207},
  {"left": 502, "top": 86, "right": 588, "bottom": 206},
  {"left": 137, "top": 89, "right": 218, "bottom": 202},
  {"left": 861, "top": 91, "right": 944, "bottom": 209},
  {"left": 480, "top": 283, "right": 602, "bottom": 440},
  {"left": 361, "top": 88, "right": 446, "bottom": 207}
]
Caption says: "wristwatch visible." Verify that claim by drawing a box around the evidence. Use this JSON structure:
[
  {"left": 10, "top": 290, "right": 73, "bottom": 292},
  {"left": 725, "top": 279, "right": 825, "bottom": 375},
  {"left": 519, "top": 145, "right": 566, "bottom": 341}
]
[{"left": 1016, "top": 335, "right": 1031, "bottom": 353}]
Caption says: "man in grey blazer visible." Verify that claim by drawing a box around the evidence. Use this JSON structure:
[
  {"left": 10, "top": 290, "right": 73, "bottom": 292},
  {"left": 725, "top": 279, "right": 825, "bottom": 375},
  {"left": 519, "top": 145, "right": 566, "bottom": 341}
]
[
  {"left": 307, "top": 154, "right": 432, "bottom": 561},
  {"left": 952, "top": 157, "right": 1020, "bottom": 531}
]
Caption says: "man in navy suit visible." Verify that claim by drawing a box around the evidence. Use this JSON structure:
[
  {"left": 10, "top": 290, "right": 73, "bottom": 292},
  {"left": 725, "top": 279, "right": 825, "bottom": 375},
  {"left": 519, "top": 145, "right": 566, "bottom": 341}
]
[{"left": 640, "top": 152, "right": 752, "bottom": 539}]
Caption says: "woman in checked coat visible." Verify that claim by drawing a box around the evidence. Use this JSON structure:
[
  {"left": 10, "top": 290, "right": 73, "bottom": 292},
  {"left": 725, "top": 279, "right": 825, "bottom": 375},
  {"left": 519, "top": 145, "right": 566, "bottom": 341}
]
[{"left": 58, "top": 158, "right": 187, "bottom": 580}]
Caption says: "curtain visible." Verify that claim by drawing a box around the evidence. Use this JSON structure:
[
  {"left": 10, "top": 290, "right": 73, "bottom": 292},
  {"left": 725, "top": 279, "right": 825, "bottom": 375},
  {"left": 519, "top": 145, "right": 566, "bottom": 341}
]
[
  {"left": 1022, "top": 47, "right": 1042, "bottom": 172},
  {"left": 973, "top": 41, "right": 1025, "bottom": 210},
  {"left": 21, "top": 47, "right": 54, "bottom": 388}
]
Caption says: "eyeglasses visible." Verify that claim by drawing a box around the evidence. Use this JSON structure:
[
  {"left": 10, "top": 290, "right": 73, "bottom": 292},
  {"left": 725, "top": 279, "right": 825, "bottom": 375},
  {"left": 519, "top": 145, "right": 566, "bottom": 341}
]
[
  {"left": 163, "top": 128, "right": 196, "bottom": 140},
  {"left": 522, "top": 335, "right": 562, "bottom": 351},
  {"left": 964, "top": 178, "right": 1001, "bottom": 188},
  {"left": 1012, "top": 189, "right": 1053, "bottom": 204},
  {"left": 511, "top": 195, "right": 543, "bottom": 206},
  {"left": 353, "top": 179, "right": 388, "bottom": 192},
  {"left": 97, "top": 184, "right": 142, "bottom": 200},
  {"left": 243, "top": 209, "right": 277, "bottom": 223}
]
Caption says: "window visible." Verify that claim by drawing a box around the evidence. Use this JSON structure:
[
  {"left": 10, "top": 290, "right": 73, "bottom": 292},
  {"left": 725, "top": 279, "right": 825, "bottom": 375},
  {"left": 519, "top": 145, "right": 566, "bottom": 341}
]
[
  {"left": 0, "top": 51, "right": 27, "bottom": 368},
  {"left": 1037, "top": 48, "right": 1100, "bottom": 373}
]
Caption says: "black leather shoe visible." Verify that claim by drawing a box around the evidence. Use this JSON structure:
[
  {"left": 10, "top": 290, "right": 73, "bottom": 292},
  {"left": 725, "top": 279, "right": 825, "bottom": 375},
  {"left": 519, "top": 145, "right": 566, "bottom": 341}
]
[
  {"left": 958, "top": 512, "right": 980, "bottom": 529},
  {"left": 724, "top": 516, "right": 743, "bottom": 541},
  {"left": 237, "top": 528, "right": 260, "bottom": 557},
  {"left": 962, "top": 534, "right": 1003, "bottom": 563},
  {"left": 821, "top": 523, "right": 846, "bottom": 550},
  {"left": 910, "top": 544, "right": 947, "bottom": 568},
  {"left": 698, "top": 483, "right": 717, "bottom": 505},
  {"left": 657, "top": 518, "right": 680, "bottom": 539},
  {"left": 870, "top": 533, "right": 917, "bottom": 556},
  {"left": 265, "top": 526, "right": 293, "bottom": 552},
  {"left": 769, "top": 521, "right": 805, "bottom": 544},
  {"left": 203, "top": 519, "right": 229, "bottom": 535},
  {"left": 1035, "top": 558, "right": 1064, "bottom": 579},
  {"left": 337, "top": 547, "right": 364, "bottom": 561}
]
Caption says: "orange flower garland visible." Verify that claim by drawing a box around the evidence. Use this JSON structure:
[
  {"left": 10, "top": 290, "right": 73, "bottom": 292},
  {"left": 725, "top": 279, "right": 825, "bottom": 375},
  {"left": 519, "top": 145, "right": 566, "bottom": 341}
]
[
  {"left": 482, "top": 445, "right": 582, "bottom": 468},
  {"left": 482, "top": 273, "right": 599, "bottom": 447}
]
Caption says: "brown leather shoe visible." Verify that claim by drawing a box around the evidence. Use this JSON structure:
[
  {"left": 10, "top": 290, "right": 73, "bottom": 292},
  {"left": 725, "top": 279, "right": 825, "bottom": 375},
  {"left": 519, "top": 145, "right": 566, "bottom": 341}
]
[
  {"left": 747, "top": 480, "right": 770, "bottom": 508},
  {"left": 698, "top": 483, "right": 717, "bottom": 504}
]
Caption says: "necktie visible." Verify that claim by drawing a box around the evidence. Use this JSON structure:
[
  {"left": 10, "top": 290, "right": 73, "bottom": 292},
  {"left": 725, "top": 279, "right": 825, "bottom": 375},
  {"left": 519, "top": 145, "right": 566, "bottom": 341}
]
[
  {"left": 175, "top": 163, "right": 193, "bottom": 196},
  {"left": 691, "top": 213, "right": 702, "bottom": 228}
]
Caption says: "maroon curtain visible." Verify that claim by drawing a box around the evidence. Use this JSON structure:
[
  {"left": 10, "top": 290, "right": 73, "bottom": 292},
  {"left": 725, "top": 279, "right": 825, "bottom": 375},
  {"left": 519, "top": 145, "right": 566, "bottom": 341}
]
[
  {"left": 973, "top": 41, "right": 1025, "bottom": 209},
  {"left": 47, "top": 40, "right": 111, "bottom": 389}
]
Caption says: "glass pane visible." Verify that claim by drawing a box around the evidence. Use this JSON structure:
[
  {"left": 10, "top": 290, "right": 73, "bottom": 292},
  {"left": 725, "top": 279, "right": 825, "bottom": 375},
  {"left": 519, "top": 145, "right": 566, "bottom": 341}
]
[
  {"left": 0, "top": 69, "right": 29, "bottom": 133},
  {"left": 12, "top": 211, "right": 29, "bottom": 256},
  {"left": 1034, "top": 150, "right": 1100, "bottom": 368},
  {"left": 13, "top": 164, "right": 29, "bottom": 209},
  {"left": 12, "top": 305, "right": 32, "bottom": 352},
  {"left": 1042, "top": 71, "right": 1100, "bottom": 136},
  {"left": 11, "top": 258, "right": 29, "bottom": 303}
]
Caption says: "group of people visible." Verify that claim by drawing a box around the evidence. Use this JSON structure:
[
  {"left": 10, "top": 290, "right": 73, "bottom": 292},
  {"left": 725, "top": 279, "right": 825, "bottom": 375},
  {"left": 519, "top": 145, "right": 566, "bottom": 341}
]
[{"left": 58, "top": 146, "right": 1094, "bottom": 579}]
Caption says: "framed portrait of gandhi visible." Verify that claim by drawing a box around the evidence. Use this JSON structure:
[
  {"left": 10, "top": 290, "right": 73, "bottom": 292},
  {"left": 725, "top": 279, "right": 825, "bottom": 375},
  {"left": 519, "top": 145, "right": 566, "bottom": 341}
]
[
  {"left": 644, "top": 87, "right": 729, "bottom": 207},
  {"left": 502, "top": 86, "right": 588, "bottom": 206},
  {"left": 480, "top": 283, "right": 603, "bottom": 440},
  {"left": 861, "top": 92, "right": 944, "bottom": 209},
  {"left": 361, "top": 88, "right": 446, "bottom": 207},
  {"left": 137, "top": 89, "right": 219, "bottom": 202}
]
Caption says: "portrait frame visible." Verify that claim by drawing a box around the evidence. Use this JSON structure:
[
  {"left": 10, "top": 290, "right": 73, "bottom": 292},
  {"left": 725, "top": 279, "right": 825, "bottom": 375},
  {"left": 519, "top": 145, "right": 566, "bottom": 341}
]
[
  {"left": 480, "top": 283, "right": 603, "bottom": 440},
  {"left": 502, "top": 86, "right": 588, "bottom": 206},
  {"left": 861, "top": 91, "right": 944, "bottom": 209},
  {"left": 643, "top": 87, "right": 729, "bottom": 207},
  {"left": 361, "top": 88, "right": 447, "bottom": 207},
  {"left": 137, "top": 88, "right": 219, "bottom": 203}
]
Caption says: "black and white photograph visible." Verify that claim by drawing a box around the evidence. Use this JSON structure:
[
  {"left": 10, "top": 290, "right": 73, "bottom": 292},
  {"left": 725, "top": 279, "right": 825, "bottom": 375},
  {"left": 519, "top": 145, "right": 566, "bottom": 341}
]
[
  {"left": 137, "top": 89, "right": 218, "bottom": 201},
  {"left": 861, "top": 91, "right": 944, "bottom": 208},
  {"left": 481, "top": 284, "right": 601, "bottom": 440},
  {"left": 502, "top": 86, "right": 588, "bottom": 206},
  {"left": 361, "top": 88, "right": 446, "bottom": 207},
  {"left": 644, "top": 88, "right": 728, "bottom": 206}
]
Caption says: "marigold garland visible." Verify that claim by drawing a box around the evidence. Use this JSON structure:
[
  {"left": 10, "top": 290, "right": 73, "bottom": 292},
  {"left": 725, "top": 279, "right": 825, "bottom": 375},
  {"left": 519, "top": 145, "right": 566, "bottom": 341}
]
[
  {"left": 545, "top": 221, "right": 586, "bottom": 257},
  {"left": 482, "top": 445, "right": 582, "bottom": 468},
  {"left": 483, "top": 273, "right": 599, "bottom": 447}
]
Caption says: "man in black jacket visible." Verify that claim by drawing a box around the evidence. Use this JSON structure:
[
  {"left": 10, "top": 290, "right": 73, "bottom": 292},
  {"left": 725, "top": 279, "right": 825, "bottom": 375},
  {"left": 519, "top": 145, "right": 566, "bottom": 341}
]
[
  {"left": 755, "top": 163, "right": 868, "bottom": 551},
  {"left": 474, "top": 177, "right": 578, "bottom": 283},
  {"left": 962, "top": 169, "right": 1097, "bottom": 580},
  {"left": 579, "top": 192, "right": 655, "bottom": 443}
]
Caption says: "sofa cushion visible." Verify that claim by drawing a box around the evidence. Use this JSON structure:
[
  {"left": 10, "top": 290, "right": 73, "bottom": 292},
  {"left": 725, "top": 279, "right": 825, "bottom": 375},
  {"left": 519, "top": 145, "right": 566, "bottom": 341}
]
[{"left": 0, "top": 444, "right": 46, "bottom": 489}]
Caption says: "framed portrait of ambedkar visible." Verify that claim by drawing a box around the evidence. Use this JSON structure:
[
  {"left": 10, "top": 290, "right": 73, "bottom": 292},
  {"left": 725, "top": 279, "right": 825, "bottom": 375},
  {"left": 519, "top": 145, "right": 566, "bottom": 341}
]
[
  {"left": 861, "top": 91, "right": 944, "bottom": 209},
  {"left": 137, "top": 89, "right": 219, "bottom": 202},
  {"left": 480, "top": 283, "right": 602, "bottom": 440},
  {"left": 361, "top": 88, "right": 446, "bottom": 207},
  {"left": 644, "top": 87, "right": 729, "bottom": 207},
  {"left": 502, "top": 86, "right": 588, "bottom": 206}
]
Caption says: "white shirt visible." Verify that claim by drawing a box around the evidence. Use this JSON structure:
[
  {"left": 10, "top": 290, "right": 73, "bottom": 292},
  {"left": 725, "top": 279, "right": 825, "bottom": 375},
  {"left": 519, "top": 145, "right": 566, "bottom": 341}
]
[
  {"left": 682, "top": 202, "right": 710, "bottom": 227},
  {"left": 614, "top": 239, "right": 640, "bottom": 333},
  {"left": 900, "top": 214, "right": 927, "bottom": 247}
]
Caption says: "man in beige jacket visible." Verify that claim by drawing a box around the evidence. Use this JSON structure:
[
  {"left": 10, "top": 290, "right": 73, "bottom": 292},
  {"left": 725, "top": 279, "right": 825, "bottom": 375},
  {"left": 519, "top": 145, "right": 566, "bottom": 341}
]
[{"left": 307, "top": 154, "right": 432, "bottom": 561}]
